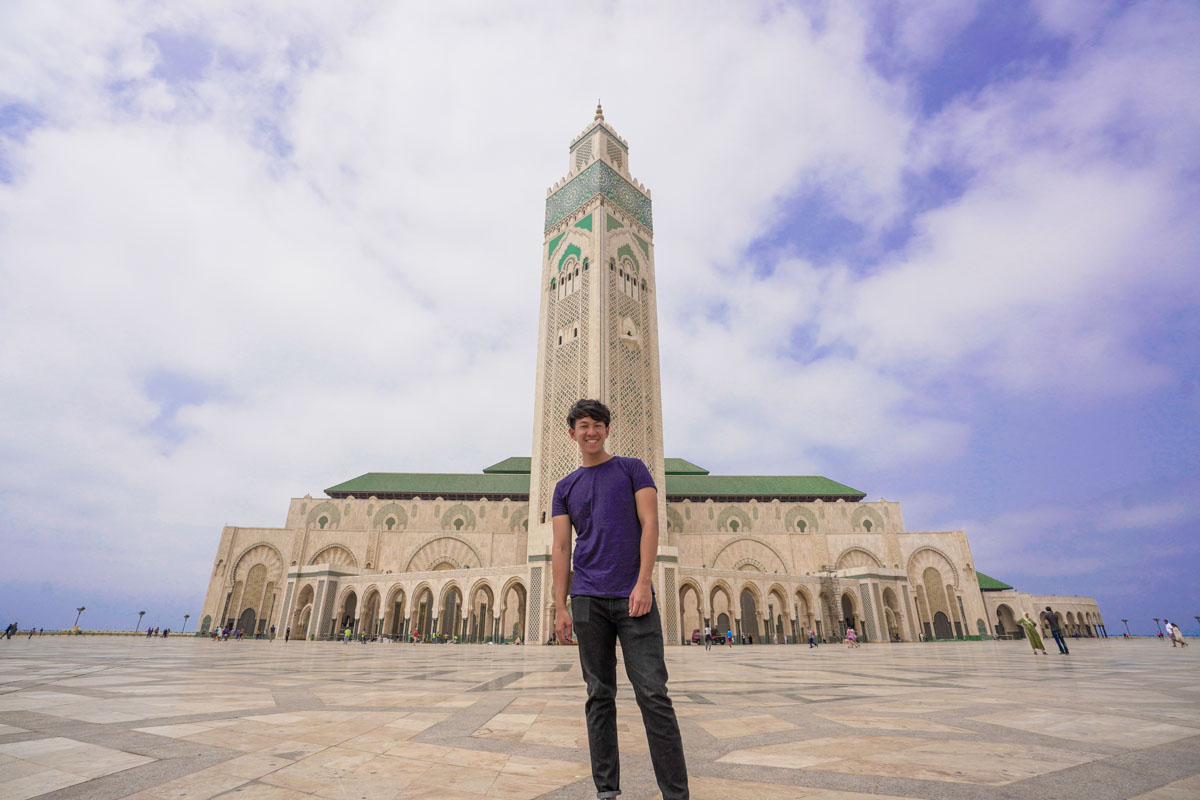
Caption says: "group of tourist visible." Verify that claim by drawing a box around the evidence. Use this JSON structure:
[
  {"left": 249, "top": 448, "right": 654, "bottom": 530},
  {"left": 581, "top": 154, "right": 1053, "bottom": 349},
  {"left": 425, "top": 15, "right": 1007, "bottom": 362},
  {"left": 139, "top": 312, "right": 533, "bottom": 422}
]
[
  {"left": 144, "top": 627, "right": 171, "bottom": 638},
  {"left": 3, "top": 622, "right": 38, "bottom": 639}
]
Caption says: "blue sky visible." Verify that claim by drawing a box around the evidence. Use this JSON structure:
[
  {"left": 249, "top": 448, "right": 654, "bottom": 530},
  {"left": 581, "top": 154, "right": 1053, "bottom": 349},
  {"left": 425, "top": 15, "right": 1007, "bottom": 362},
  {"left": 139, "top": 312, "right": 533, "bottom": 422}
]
[{"left": 0, "top": 1, "right": 1197, "bottom": 635}]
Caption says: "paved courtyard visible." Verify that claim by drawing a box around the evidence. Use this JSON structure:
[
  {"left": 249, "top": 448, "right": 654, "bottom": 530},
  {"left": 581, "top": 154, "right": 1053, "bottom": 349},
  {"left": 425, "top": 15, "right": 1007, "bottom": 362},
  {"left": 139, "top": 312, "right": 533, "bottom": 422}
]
[{"left": 0, "top": 637, "right": 1197, "bottom": 800}]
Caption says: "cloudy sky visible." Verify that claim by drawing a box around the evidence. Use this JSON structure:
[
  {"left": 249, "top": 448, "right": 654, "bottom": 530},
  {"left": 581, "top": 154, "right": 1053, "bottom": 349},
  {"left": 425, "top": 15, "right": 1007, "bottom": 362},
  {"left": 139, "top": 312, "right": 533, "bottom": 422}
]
[{"left": 2, "top": 1, "right": 1197, "bottom": 635}]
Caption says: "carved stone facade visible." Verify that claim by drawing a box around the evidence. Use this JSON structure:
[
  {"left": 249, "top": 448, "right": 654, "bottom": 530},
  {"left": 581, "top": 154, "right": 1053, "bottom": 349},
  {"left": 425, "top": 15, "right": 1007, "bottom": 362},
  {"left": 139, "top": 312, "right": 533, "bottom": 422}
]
[{"left": 199, "top": 108, "right": 1104, "bottom": 645}]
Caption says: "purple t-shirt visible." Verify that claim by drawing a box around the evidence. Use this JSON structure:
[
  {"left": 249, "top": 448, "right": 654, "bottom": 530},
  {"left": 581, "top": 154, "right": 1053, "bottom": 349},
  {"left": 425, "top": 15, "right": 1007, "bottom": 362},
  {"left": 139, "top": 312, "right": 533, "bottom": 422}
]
[{"left": 552, "top": 456, "right": 655, "bottom": 598}]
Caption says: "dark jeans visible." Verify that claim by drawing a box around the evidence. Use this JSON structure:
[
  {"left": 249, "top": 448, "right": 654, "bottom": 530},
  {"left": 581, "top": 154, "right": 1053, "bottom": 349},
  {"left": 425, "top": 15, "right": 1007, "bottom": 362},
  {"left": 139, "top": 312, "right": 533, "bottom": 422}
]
[
  {"left": 572, "top": 595, "right": 689, "bottom": 800},
  {"left": 1051, "top": 629, "right": 1069, "bottom": 653}
]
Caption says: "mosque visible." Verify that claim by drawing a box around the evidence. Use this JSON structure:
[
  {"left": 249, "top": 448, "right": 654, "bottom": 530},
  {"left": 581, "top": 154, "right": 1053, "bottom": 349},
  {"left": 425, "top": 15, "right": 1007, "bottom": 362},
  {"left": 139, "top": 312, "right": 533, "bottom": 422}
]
[{"left": 199, "top": 107, "right": 1106, "bottom": 646}]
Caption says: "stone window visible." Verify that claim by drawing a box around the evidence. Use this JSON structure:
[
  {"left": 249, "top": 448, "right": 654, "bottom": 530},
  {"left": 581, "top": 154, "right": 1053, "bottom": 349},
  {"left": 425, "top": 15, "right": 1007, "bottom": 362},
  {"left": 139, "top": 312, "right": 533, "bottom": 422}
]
[
  {"left": 729, "top": 519, "right": 740, "bottom": 532},
  {"left": 385, "top": 517, "right": 396, "bottom": 531},
  {"left": 862, "top": 519, "right": 873, "bottom": 532},
  {"left": 318, "top": 516, "right": 328, "bottom": 530},
  {"left": 796, "top": 520, "right": 806, "bottom": 532}
]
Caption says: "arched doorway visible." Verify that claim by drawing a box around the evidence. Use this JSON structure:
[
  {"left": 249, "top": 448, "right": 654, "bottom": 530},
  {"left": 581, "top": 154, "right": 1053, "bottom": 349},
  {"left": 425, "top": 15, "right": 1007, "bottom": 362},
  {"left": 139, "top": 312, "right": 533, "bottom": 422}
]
[
  {"left": 996, "top": 604, "right": 1020, "bottom": 638},
  {"left": 200, "top": 615, "right": 212, "bottom": 634},
  {"left": 385, "top": 587, "right": 406, "bottom": 637},
  {"left": 710, "top": 586, "right": 732, "bottom": 637},
  {"left": 841, "top": 592, "right": 858, "bottom": 640},
  {"left": 440, "top": 586, "right": 462, "bottom": 639},
  {"left": 469, "top": 583, "right": 494, "bottom": 643},
  {"left": 292, "top": 585, "right": 314, "bottom": 637},
  {"left": 361, "top": 590, "right": 381, "bottom": 637},
  {"left": 679, "top": 584, "right": 702, "bottom": 643},
  {"left": 237, "top": 607, "right": 256, "bottom": 633},
  {"left": 740, "top": 588, "right": 760, "bottom": 642},
  {"left": 767, "top": 588, "right": 789, "bottom": 643},
  {"left": 882, "top": 587, "right": 903, "bottom": 641},
  {"left": 500, "top": 581, "right": 526, "bottom": 641},
  {"left": 337, "top": 591, "right": 357, "bottom": 636},
  {"left": 933, "top": 611, "right": 953, "bottom": 639},
  {"left": 795, "top": 589, "right": 813, "bottom": 635},
  {"left": 414, "top": 587, "right": 434, "bottom": 639}
]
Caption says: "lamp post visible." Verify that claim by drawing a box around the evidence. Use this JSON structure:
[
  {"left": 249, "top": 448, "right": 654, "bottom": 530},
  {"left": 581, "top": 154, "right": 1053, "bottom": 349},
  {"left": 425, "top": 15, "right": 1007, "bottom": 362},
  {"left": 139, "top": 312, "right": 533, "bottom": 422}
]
[
  {"left": 74, "top": 607, "right": 86, "bottom": 628},
  {"left": 135, "top": 610, "right": 146, "bottom": 633},
  {"left": 1153, "top": 618, "right": 1162, "bottom": 638},
  {"left": 182, "top": 614, "right": 190, "bottom": 633},
  {"left": 1122, "top": 619, "right": 1129, "bottom": 636}
]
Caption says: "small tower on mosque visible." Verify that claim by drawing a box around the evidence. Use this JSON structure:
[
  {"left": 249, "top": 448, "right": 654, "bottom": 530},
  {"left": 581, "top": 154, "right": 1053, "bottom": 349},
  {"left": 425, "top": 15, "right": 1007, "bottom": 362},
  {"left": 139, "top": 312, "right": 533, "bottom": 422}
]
[{"left": 526, "top": 105, "right": 670, "bottom": 636}]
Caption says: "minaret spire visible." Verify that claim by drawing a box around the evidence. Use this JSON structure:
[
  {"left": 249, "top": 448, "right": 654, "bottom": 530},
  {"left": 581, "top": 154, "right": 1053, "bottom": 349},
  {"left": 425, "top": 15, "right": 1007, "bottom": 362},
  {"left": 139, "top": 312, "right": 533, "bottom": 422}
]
[{"left": 594, "top": 100, "right": 604, "bottom": 121}]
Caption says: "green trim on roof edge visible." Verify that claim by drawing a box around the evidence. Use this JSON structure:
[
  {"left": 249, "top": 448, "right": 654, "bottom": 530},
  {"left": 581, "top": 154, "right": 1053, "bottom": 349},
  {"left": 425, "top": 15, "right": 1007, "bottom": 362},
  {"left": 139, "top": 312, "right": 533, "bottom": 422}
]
[{"left": 327, "top": 467, "right": 863, "bottom": 501}]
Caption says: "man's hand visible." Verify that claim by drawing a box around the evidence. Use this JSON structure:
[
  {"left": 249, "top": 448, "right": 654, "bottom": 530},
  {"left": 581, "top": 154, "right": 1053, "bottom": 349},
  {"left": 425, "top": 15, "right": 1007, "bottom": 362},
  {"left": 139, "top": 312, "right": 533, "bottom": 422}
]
[
  {"left": 629, "top": 580, "right": 652, "bottom": 617},
  {"left": 555, "top": 607, "right": 573, "bottom": 643}
]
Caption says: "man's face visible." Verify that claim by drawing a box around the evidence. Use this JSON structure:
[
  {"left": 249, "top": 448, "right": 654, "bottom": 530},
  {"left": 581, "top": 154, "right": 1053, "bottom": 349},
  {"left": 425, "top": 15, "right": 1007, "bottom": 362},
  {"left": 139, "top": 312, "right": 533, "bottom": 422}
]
[{"left": 569, "top": 416, "right": 609, "bottom": 455}]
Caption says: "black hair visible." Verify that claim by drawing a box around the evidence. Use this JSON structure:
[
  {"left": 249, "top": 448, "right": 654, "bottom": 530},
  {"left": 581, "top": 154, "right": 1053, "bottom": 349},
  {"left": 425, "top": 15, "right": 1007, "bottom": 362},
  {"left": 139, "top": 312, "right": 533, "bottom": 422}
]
[{"left": 567, "top": 398, "right": 611, "bottom": 429}]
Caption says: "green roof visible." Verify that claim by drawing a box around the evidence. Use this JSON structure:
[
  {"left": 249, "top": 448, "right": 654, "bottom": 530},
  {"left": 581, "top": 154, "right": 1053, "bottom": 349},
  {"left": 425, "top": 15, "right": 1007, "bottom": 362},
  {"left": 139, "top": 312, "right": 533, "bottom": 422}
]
[
  {"left": 327, "top": 462, "right": 864, "bottom": 502},
  {"left": 664, "top": 458, "right": 709, "bottom": 475},
  {"left": 975, "top": 571, "right": 1014, "bottom": 591},
  {"left": 326, "top": 472, "right": 529, "bottom": 499},
  {"left": 664, "top": 474, "right": 864, "bottom": 501},
  {"left": 482, "top": 457, "right": 532, "bottom": 474},
  {"left": 481, "top": 456, "right": 711, "bottom": 476}
]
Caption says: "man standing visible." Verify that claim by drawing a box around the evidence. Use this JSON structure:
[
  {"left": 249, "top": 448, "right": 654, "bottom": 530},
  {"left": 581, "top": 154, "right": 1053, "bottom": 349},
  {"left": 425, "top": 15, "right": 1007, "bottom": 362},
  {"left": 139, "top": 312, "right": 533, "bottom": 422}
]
[
  {"left": 703, "top": 624, "right": 711, "bottom": 651},
  {"left": 1045, "top": 607, "right": 1069, "bottom": 655},
  {"left": 553, "top": 399, "right": 689, "bottom": 800}
]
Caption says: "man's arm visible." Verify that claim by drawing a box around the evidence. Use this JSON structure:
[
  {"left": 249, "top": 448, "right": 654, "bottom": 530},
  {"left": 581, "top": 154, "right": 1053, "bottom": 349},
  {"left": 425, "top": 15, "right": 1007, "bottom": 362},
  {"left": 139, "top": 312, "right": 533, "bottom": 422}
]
[
  {"left": 552, "top": 513, "right": 573, "bottom": 642},
  {"left": 629, "top": 486, "right": 658, "bottom": 617}
]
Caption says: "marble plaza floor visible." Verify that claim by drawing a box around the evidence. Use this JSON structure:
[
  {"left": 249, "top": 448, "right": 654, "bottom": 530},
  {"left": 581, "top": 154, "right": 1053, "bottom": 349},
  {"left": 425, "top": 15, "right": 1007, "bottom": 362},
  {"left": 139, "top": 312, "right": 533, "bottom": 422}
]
[{"left": 0, "top": 637, "right": 1197, "bottom": 800}]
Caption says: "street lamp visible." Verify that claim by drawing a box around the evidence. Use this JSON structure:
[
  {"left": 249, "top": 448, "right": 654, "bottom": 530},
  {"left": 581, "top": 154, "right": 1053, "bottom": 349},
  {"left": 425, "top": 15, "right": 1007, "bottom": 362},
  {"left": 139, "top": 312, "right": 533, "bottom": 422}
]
[
  {"left": 74, "top": 607, "right": 86, "bottom": 628},
  {"left": 1153, "top": 618, "right": 1162, "bottom": 638},
  {"left": 182, "top": 614, "right": 190, "bottom": 633},
  {"left": 1122, "top": 619, "right": 1130, "bottom": 636},
  {"left": 135, "top": 610, "right": 146, "bottom": 633}
]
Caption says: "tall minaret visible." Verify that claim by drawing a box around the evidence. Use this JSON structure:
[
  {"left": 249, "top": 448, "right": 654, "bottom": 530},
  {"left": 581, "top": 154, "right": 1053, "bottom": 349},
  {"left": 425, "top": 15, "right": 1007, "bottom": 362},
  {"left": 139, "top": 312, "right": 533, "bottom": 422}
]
[{"left": 526, "top": 105, "right": 671, "bottom": 640}]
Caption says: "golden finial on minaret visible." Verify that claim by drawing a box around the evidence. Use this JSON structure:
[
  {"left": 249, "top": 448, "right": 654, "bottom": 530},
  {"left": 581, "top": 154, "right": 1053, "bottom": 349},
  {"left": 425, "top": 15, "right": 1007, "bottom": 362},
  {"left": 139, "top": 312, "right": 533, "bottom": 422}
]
[{"left": 594, "top": 100, "right": 604, "bottom": 121}]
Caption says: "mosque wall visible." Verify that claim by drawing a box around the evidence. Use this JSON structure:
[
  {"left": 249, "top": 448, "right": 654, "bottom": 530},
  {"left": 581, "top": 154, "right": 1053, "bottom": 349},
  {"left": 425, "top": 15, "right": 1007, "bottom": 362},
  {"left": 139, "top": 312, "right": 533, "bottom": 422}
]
[{"left": 983, "top": 591, "right": 1106, "bottom": 639}]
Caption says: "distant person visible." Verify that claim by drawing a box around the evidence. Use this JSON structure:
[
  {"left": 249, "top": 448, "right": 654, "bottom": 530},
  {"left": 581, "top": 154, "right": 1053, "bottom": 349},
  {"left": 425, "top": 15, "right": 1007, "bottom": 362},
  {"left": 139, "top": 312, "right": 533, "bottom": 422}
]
[
  {"left": 703, "top": 625, "right": 711, "bottom": 651},
  {"left": 1017, "top": 612, "right": 1047, "bottom": 655},
  {"left": 1165, "top": 620, "right": 1188, "bottom": 647},
  {"left": 1044, "top": 607, "right": 1069, "bottom": 655},
  {"left": 726, "top": 628, "right": 733, "bottom": 646},
  {"left": 4, "top": 622, "right": 15, "bottom": 639},
  {"left": 28, "top": 626, "right": 36, "bottom": 639},
  {"left": 270, "top": 625, "right": 276, "bottom": 641},
  {"left": 846, "top": 627, "right": 858, "bottom": 648},
  {"left": 808, "top": 628, "right": 817, "bottom": 648},
  {"left": 285, "top": 626, "right": 291, "bottom": 643}
]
